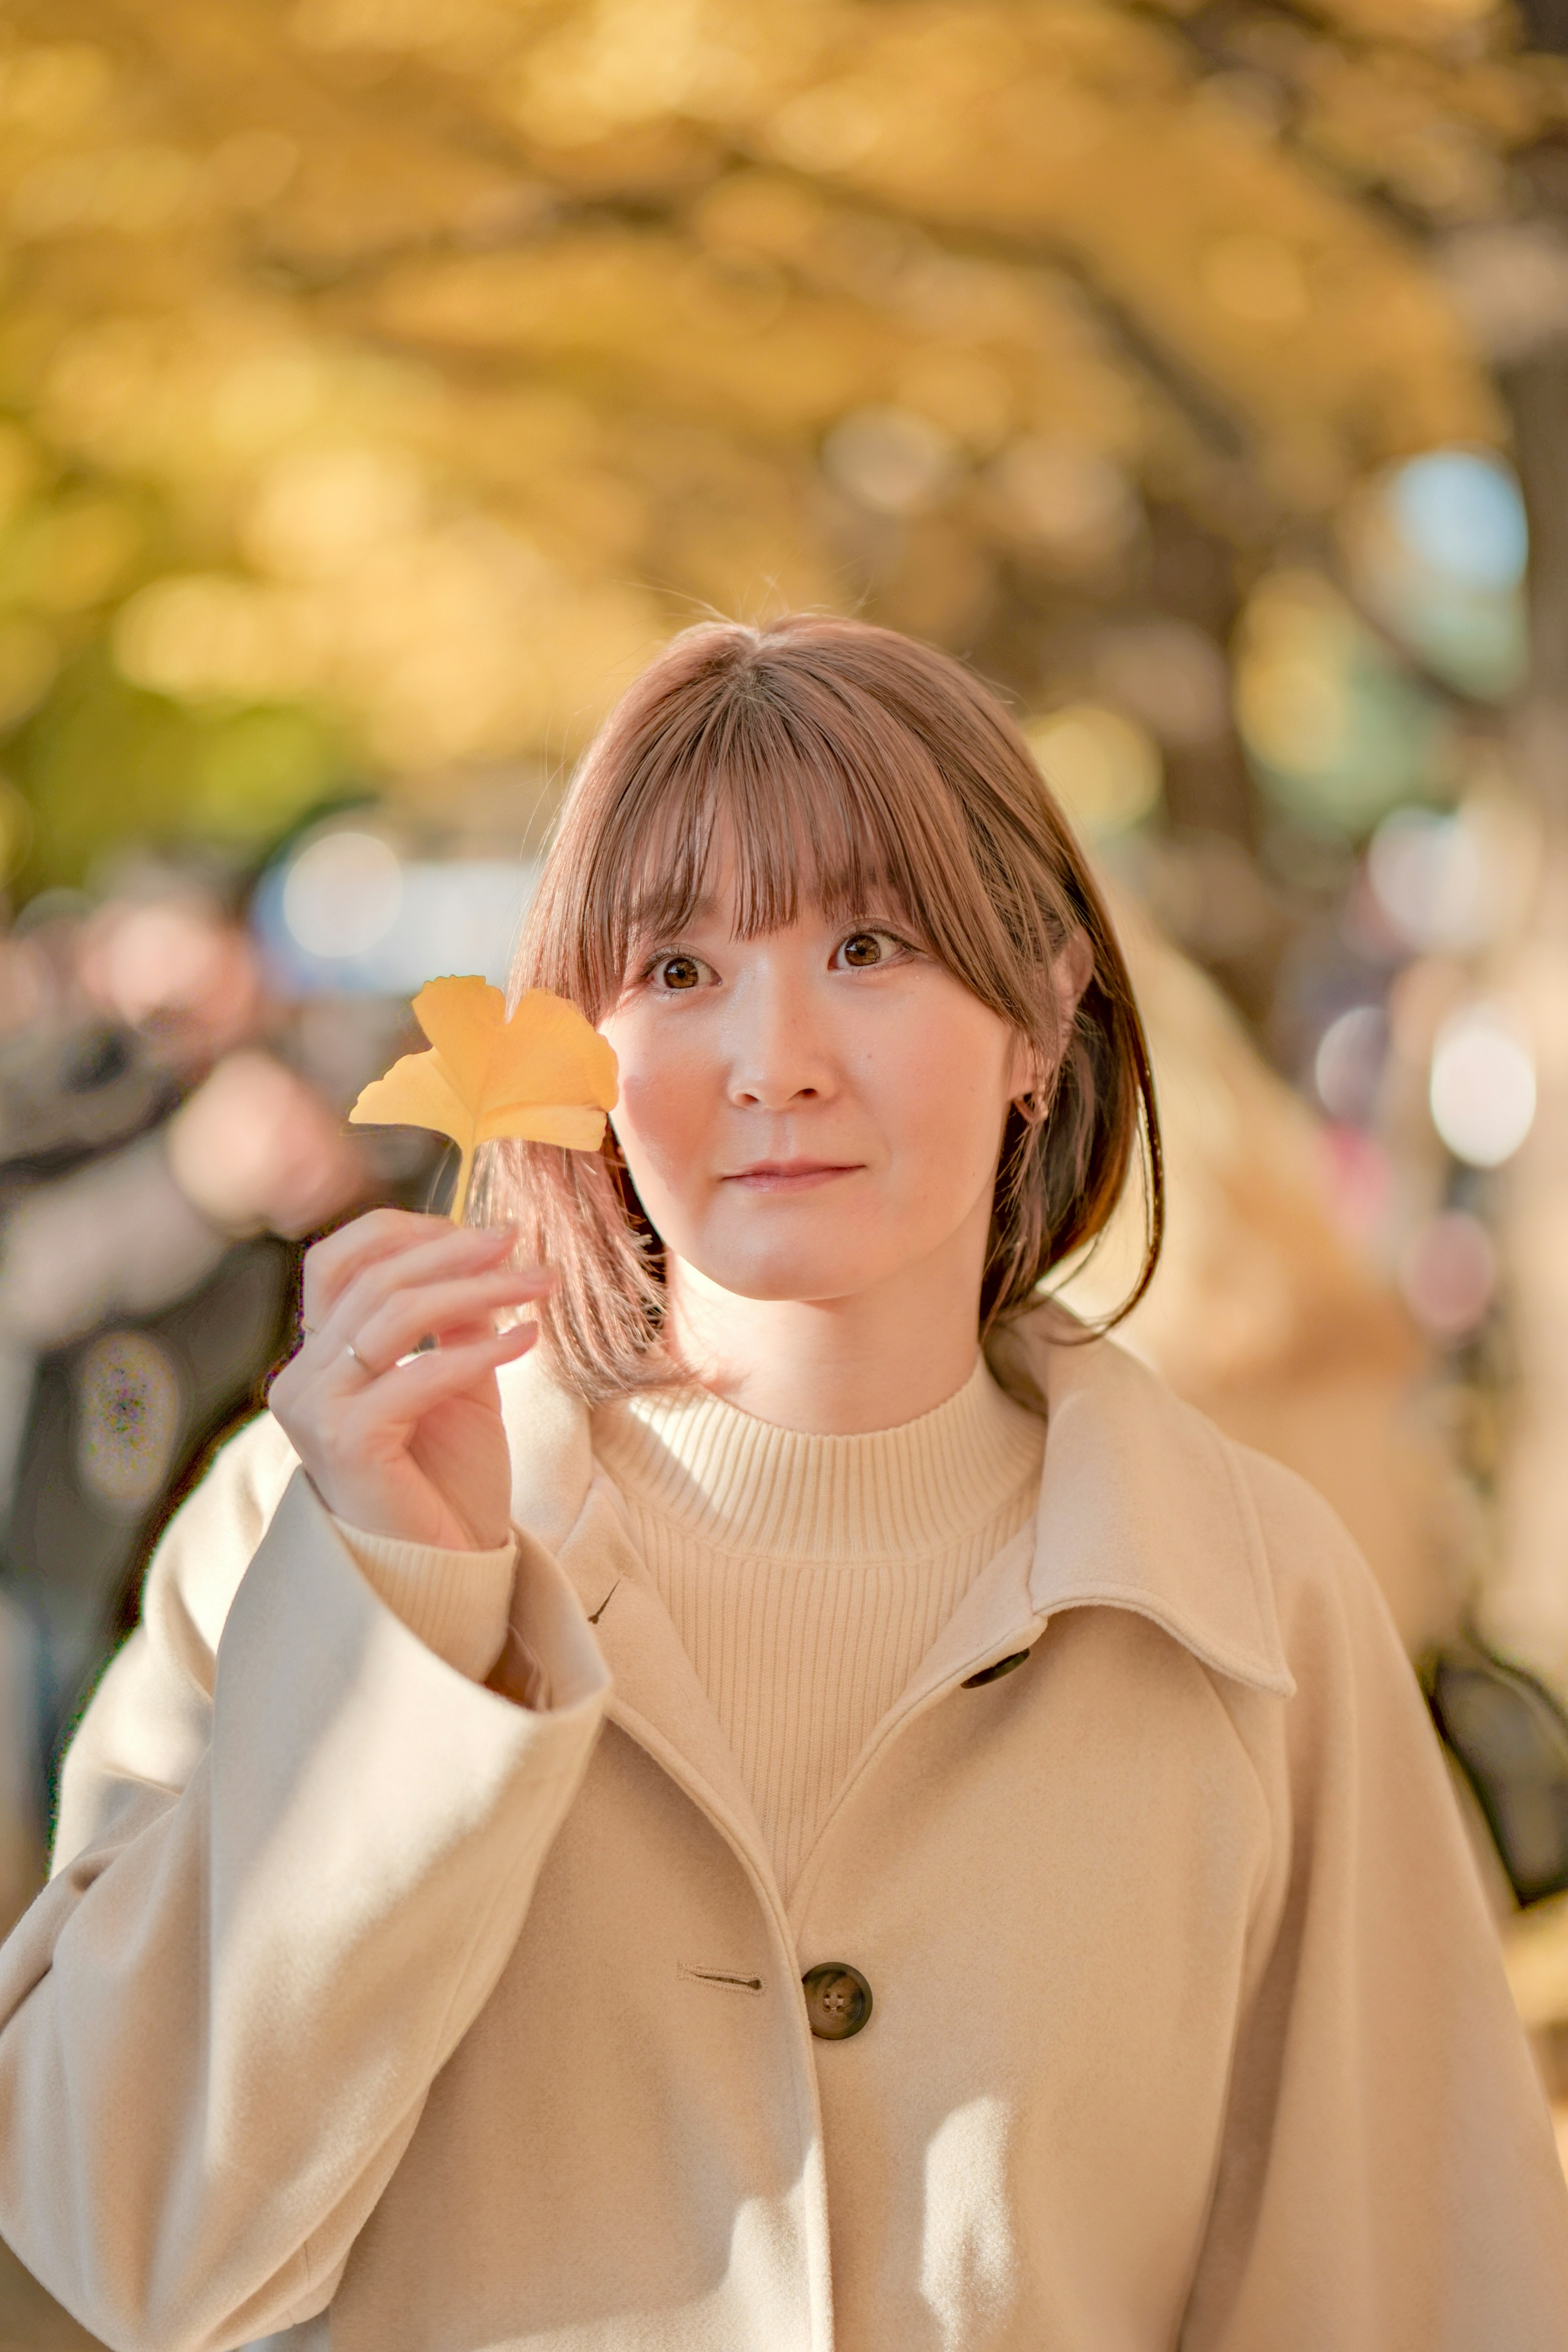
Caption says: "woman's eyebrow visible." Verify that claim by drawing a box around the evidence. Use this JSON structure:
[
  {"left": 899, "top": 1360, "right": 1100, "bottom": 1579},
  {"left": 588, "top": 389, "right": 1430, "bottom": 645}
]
[
  {"left": 834, "top": 905, "right": 925, "bottom": 936},
  {"left": 626, "top": 891, "right": 717, "bottom": 941}
]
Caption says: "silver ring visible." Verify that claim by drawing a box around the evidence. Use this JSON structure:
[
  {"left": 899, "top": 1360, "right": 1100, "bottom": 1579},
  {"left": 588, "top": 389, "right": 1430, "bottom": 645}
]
[{"left": 344, "top": 1340, "right": 371, "bottom": 1374}]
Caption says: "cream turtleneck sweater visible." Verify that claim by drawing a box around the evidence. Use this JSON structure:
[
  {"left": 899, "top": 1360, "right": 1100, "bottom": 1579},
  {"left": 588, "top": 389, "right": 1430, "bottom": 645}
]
[{"left": 593, "top": 1358, "right": 1045, "bottom": 1895}]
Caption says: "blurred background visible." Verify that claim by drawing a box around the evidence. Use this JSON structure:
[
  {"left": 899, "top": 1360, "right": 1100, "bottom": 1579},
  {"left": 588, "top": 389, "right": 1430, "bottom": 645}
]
[{"left": 7, "top": 0, "right": 1568, "bottom": 2332}]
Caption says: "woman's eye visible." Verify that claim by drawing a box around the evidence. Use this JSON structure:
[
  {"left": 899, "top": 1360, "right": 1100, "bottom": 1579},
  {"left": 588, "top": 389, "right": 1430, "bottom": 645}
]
[
  {"left": 654, "top": 953, "right": 705, "bottom": 991},
  {"left": 835, "top": 930, "right": 900, "bottom": 970}
]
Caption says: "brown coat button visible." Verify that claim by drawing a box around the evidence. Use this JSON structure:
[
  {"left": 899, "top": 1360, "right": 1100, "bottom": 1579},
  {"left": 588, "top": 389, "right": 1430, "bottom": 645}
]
[
  {"left": 962, "top": 1649, "right": 1030, "bottom": 1688},
  {"left": 802, "top": 1963, "right": 873, "bottom": 2040}
]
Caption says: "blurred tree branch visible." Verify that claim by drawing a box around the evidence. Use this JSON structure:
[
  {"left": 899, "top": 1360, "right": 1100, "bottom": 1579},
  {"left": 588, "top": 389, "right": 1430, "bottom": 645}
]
[{"left": 0, "top": 0, "right": 1557, "bottom": 880}]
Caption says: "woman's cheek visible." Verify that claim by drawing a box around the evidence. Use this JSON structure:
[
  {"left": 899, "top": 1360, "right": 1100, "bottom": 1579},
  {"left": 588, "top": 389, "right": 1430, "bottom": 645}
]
[
  {"left": 611, "top": 1060, "right": 709, "bottom": 1215},
  {"left": 868, "top": 1026, "right": 1010, "bottom": 1197}
]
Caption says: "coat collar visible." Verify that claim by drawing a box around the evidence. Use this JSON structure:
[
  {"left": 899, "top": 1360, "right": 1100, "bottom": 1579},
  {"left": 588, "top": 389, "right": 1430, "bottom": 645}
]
[
  {"left": 990, "top": 1307, "right": 1294, "bottom": 1698},
  {"left": 497, "top": 1303, "right": 1294, "bottom": 1707}
]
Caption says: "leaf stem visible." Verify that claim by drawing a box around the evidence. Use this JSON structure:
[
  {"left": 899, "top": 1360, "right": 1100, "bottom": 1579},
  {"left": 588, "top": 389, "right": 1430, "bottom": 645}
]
[{"left": 450, "top": 1141, "right": 475, "bottom": 1226}]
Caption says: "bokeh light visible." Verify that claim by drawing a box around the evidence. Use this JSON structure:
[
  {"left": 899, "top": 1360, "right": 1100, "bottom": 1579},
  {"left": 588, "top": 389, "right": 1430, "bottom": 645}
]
[
  {"left": 1368, "top": 804, "right": 1505, "bottom": 956},
  {"left": 281, "top": 830, "right": 403, "bottom": 961},
  {"left": 822, "top": 408, "right": 960, "bottom": 516},
  {"left": 1314, "top": 1004, "right": 1389, "bottom": 1126},
  {"left": 1025, "top": 704, "right": 1162, "bottom": 840},
  {"left": 1346, "top": 448, "right": 1528, "bottom": 701},
  {"left": 258, "top": 825, "right": 533, "bottom": 994},
  {"left": 1399, "top": 1209, "right": 1498, "bottom": 1342},
  {"left": 1393, "top": 451, "right": 1528, "bottom": 593},
  {"left": 986, "top": 439, "right": 1139, "bottom": 568},
  {"left": 1430, "top": 1003, "right": 1537, "bottom": 1168},
  {"left": 1234, "top": 571, "right": 1450, "bottom": 834}
]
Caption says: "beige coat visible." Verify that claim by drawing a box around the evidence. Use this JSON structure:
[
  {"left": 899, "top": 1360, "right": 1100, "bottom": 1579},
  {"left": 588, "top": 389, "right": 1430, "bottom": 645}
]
[{"left": 0, "top": 1311, "right": 1565, "bottom": 2352}]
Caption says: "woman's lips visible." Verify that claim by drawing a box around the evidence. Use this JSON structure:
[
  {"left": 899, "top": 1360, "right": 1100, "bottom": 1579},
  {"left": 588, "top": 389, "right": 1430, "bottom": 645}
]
[{"left": 724, "top": 1160, "right": 861, "bottom": 1192}]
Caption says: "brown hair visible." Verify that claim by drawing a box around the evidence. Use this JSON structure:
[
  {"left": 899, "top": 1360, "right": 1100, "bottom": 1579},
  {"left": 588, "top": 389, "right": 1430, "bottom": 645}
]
[{"left": 481, "top": 613, "right": 1162, "bottom": 1401}]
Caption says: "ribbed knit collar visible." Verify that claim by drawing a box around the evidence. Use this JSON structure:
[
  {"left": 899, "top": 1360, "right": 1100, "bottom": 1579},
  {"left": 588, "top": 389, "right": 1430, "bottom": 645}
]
[{"left": 592, "top": 1355, "right": 1045, "bottom": 1563}]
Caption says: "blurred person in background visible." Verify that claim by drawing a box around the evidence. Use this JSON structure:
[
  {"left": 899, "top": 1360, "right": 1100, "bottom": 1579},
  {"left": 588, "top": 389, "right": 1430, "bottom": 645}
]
[{"left": 0, "top": 867, "right": 367, "bottom": 1932}]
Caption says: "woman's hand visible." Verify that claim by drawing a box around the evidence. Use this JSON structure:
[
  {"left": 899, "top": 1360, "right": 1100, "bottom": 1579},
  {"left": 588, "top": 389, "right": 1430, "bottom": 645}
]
[{"left": 269, "top": 1210, "right": 549, "bottom": 1550}]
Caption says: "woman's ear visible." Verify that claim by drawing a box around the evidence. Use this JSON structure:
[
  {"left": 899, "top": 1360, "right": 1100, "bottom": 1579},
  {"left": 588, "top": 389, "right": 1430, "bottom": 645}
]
[
  {"left": 1010, "top": 930, "right": 1095, "bottom": 1111},
  {"left": 1050, "top": 929, "right": 1095, "bottom": 1052}
]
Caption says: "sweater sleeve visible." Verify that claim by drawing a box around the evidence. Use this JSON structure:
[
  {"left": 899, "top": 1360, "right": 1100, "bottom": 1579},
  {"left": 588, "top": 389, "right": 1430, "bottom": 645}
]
[
  {"left": 329, "top": 1517, "right": 517, "bottom": 1684},
  {"left": 0, "top": 1414, "right": 610, "bottom": 2352},
  {"left": 1181, "top": 1449, "right": 1568, "bottom": 2352}
]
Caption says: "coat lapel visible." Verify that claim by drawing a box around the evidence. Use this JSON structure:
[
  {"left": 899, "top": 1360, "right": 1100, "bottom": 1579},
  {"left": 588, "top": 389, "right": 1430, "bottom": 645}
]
[
  {"left": 990, "top": 1308, "right": 1294, "bottom": 1698},
  {"left": 497, "top": 1351, "right": 773, "bottom": 1868},
  {"left": 564, "top": 1487, "right": 770, "bottom": 1851}
]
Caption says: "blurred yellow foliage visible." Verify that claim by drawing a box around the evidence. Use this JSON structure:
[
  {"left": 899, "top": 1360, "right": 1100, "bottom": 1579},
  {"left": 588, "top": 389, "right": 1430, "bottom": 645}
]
[{"left": 0, "top": 0, "right": 1551, "bottom": 875}]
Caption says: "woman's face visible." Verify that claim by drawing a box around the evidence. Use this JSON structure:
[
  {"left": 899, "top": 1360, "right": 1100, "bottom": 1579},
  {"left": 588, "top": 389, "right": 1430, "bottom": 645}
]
[{"left": 599, "top": 866, "right": 1032, "bottom": 1310}]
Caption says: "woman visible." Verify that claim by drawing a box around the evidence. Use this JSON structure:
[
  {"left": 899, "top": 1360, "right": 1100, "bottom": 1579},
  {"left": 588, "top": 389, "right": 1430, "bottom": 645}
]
[{"left": 1, "top": 615, "right": 1564, "bottom": 2352}]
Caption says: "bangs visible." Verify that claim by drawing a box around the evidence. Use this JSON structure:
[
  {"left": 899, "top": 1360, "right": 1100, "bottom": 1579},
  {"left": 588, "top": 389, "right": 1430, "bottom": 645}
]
[
  {"left": 556, "top": 659, "right": 1036, "bottom": 1027},
  {"left": 614, "top": 716, "right": 927, "bottom": 964}
]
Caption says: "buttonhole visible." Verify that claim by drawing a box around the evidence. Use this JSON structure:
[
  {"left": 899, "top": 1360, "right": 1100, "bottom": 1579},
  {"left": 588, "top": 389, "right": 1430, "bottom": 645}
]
[
  {"left": 961, "top": 1648, "right": 1031, "bottom": 1689},
  {"left": 677, "top": 1962, "right": 764, "bottom": 1996}
]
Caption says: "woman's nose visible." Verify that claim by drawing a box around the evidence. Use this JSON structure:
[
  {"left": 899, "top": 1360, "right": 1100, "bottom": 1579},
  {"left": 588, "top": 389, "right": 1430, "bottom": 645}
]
[{"left": 725, "top": 975, "right": 834, "bottom": 1110}]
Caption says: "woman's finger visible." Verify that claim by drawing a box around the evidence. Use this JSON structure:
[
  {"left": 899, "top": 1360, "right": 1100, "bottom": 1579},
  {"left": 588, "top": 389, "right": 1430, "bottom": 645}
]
[
  {"left": 312, "top": 1224, "right": 525, "bottom": 1350},
  {"left": 301, "top": 1208, "right": 480, "bottom": 1331},
  {"left": 332, "top": 1322, "right": 539, "bottom": 1424},
  {"left": 347, "top": 1269, "right": 548, "bottom": 1375}
]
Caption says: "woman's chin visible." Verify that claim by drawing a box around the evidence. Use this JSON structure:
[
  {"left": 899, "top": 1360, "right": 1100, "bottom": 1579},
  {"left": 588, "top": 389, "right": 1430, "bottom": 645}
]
[{"left": 686, "top": 1244, "right": 898, "bottom": 1308}]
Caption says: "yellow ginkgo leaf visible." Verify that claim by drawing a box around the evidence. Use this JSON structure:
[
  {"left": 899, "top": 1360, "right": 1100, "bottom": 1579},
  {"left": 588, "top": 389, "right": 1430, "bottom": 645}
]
[{"left": 350, "top": 976, "right": 619, "bottom": 1223}]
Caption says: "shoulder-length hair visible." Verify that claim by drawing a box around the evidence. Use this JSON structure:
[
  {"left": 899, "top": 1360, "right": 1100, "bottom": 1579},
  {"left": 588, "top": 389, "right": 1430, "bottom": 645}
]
[{"left": 480, "top": 613, "right": 1162, "bottom": 1402}]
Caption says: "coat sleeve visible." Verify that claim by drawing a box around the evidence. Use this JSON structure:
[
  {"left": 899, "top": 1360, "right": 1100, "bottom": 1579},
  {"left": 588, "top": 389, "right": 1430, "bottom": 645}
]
[
  {"left": 1182, "top": 1448, "right": 1568, "bottom": 2352},
  {"left": 0, "top": 1414, "right": 610, "bottom": 2352}
]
